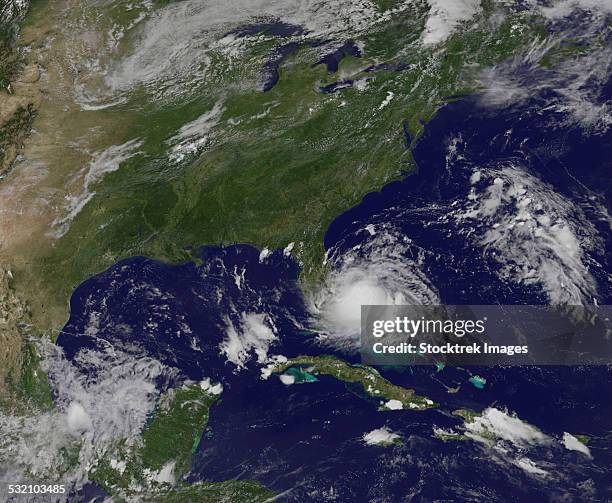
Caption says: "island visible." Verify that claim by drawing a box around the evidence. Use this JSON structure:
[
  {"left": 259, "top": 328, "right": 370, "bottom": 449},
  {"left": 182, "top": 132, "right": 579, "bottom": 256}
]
[{"left": 274, "top": 355, "right": 437, "bottom": 411}]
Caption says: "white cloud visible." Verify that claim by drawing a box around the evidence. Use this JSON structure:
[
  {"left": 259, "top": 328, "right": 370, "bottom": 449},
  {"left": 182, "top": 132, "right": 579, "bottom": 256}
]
[
  {"left": 283, "top": 242, "right": 295, "bottom": 257},
  {"left": 259, "top": 248, "right": 272, "bottom": 262},
  {"left": 539, "top": 0, "right": 612, "bottom": 19},
  {"left": 168, "top": 100, "right": 224, "bottom": 163},
  {"left": 422, "top": 0, "right": 481, "bottom": 46},
  {"left": 453, "top": 164, "right": 599, "bottom": 304},
  {"left": 76, "top": 0, "right": 389, "bottom": 106},
  {"left": 513, "top": 456, "right": 549, "bottom": 477},
  {"left": 199, "top": 378, "right": 223, "bottom": 395},
  {"left": 66, "top": 402, "right": 92, "bottom": 434},
  {"left": 363, "top": 426, "right": 400, "bottom": 445},
  {"left": 477, "top": 26, "right": 612, "bottom": 134},
  {"left": 279, "top": 374, "right": 295, "bottom": 385},
  {"left": 49, "top": 139, "right": 143, "bottom": 238},
  {"left": 382, "top": 399, "right": 403, "bottom": 410},
  {"left": 463, "top": 407, "right": 551, "bottom": 447},
  {"left": 562, "top": 432, "right": 592, "bottom": 458},
  {"left": 260, "top": 355, "right": 288, "bottom": 380},
  {"left": 219, "top": 313, "right": 277, "bottom": 369},
  {"left": 378, "top": 91, "right": 395, "bottom": 110},
  {"left": 0, "top": 339, "right": 169, "bottom": 489},
  {"left": 147, "top": 460, "right": 176, "bottom": 484}
]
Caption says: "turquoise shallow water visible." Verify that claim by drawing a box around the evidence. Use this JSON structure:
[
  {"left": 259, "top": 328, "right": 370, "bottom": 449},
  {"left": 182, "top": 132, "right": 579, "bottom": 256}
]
[
  {"left": 469, "top": 375, "right": 487, "bottom": 389},
  {"left": 285, "top": 366, "right": 319, "bottom": 383}
]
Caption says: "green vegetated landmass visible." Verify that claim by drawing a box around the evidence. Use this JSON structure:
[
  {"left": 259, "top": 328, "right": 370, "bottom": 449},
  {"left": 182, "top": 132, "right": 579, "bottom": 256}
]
[
  {"left": 14, "top": 341, "right": 53, "bottom": 409},
  {"left": 0, "top": 33, "right": 19, "bottom": 90},
  {"left": 0, "top": 1, "right": 36, "bottom": 176},
  {"left": 431, "top": 408, "right": 484, "bottom": 442},
  {"left": 574, "top": 434, "right": 590, "bottom": 445},
  {"left": 19, "top": 4, "right": 555, "bottom": 332},
  {"left": 448, "top": 408, "right": 549, "bottom": 444},
  {"left": 0, "top": 340, "right": 53, "bottom": 412},
  {"left": 433, "top": 409, "right": 481, "bottom": 442},
  {"left": 90, "top": 383, "right": 274, "bottom": 502},
  {"left": 0, "top": 103, "right": 36, "bottom": 173},
  {"left": 452, "top": 408, "right": 481, "bottom": 422},
  {"left": 275, "top": 355, "right": 437, "bottom": 410}
]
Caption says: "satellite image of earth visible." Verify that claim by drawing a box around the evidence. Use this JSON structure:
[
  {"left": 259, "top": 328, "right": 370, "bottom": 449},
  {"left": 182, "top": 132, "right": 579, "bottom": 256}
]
[{"left": 0, "top": 0, "right": 611, "bottom": 501}]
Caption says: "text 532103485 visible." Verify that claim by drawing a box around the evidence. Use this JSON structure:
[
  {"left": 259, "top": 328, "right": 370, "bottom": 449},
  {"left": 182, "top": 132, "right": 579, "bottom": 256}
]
[{"left": 7, "top": 484, "right": 66, "bottom": 495}]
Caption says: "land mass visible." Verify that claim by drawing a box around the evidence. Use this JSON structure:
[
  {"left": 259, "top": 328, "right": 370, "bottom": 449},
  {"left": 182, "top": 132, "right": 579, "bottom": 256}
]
[
  {"left": 274, "top": 355, "right": 437, "bottom": 411},
  {"left": 1, "top": 0, "right": 549, "bottom": 340},
  {"left": 90, "top": 381, "right": 275, "bottom": 502}
]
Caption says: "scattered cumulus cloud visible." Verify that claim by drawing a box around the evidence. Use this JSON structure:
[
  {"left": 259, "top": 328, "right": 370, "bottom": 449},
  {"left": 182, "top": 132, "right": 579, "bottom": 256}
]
[
  {"left": 463, "top": 407, "right": 552, "bottom": 447},
  {"left": 167, "top": 100, "right": 224, "bottom": 163},
  {"left": 219, "top": 312, "right": 277, "bottom": 369},
  {"left": 363, "top": 426, "right": 401, "bottom": 445},
  {"left": 452, "top": 163, "right": 600, "bottom": 304}
]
